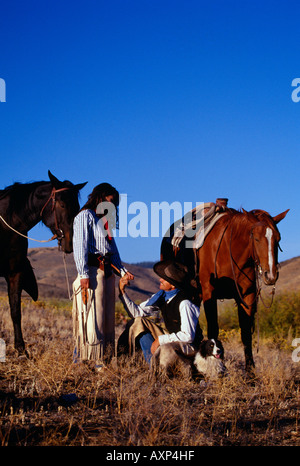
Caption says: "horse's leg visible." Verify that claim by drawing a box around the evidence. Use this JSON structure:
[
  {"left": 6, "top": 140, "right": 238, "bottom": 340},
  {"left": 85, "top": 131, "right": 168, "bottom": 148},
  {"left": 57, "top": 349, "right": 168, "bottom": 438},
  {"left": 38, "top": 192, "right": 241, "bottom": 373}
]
[
  {"left": 6, "top": 272, "right": 27, "bottom": 356},
  {"left": 237, "top": 303, "right": 255, "bottom": 372},
  {"left": 204, "top": 297, "right": 219, "bottom": 340}
]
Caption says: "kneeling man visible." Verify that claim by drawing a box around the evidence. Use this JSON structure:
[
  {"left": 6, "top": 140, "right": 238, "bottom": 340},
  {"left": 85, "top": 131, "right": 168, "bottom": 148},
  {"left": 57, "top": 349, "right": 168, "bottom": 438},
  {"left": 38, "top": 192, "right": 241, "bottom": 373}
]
[{"left": 118, "top": 260, "right": 203, "bottom": 365}]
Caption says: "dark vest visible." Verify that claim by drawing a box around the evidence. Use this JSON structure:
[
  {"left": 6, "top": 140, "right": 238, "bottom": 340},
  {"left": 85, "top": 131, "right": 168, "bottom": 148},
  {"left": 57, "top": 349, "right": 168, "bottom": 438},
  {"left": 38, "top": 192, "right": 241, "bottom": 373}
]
[{"left": 158, "top": 290, "right": 202, "bottom": 349}]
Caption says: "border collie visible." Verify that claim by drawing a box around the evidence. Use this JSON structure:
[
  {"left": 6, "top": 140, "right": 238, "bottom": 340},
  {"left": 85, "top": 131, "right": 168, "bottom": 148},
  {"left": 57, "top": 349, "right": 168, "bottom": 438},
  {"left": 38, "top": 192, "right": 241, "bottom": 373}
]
[
  {"left": 150, "top": 339, "right": 226, "bottom": 379},
  {"left": 150, "top": 341, "right": 196, "bottom": 378},
  {"left": 193, "top": 339, "right": 226, "bottom": 377}
]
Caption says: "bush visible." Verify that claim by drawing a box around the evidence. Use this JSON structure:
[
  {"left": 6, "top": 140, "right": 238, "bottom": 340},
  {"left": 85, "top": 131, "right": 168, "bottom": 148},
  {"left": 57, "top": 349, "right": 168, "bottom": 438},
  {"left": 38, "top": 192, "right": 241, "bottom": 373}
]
[
  {"left": 198, "top": 292, "right": 300, "bottom": 340},
  {"left": 258, "top": 291, "right": 300, "bottom": 339}
]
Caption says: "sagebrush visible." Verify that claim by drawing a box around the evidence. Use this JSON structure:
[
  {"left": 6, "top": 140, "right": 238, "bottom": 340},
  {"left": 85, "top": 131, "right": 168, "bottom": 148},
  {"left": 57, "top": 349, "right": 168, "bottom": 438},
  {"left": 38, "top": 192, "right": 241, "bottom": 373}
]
[{"left": 0, "top": 293, "right": 299, "bottom": 446}]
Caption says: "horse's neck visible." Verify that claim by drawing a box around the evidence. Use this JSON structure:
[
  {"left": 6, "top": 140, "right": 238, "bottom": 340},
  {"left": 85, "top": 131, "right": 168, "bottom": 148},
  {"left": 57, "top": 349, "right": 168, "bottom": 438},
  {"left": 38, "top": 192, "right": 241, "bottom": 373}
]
[
  {"left": 230, "top": 216, "right": 254, "bottom": 260},
  {"left": 16, "top": 182, "right": 52, "bottom": 232}
]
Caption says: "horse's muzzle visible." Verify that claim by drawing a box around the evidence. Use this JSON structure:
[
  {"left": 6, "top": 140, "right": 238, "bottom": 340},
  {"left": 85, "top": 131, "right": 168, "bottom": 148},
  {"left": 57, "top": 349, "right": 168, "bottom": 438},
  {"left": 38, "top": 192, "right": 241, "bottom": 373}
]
[
  {"left": 263, "top": 269, "right": 278, "bottom": 286},
  {"left": 58, "top": 231, "right": 73, "bottom": 254}
]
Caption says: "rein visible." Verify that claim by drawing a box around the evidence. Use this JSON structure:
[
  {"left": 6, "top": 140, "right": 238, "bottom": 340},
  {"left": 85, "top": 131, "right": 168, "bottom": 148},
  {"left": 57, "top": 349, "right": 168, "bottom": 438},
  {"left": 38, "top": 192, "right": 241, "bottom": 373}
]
[
  {"left": 228, "top": 221, "right": 276, "bottom": 310},
  {"left": 250, "top": 224, "right": 276, "bottom": 309},
  {"left": 0, "top": 215, "right": 58, "bottom": 243},
  {"left": 228, "top": 220, "right": 277, "bottom": 355},
  {"left": 229, "top": 224, "right": 258, "bottom": 309},
  {"left": 40, "top": 187, "right": 70, "bottom": 243}
]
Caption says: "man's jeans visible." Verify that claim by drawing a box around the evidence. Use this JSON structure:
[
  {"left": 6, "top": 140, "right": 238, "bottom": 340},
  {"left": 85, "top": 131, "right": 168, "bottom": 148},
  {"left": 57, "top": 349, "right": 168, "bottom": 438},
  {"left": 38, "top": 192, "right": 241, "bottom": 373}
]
[{"left": 138, "top": 332, "right": 155, "bottom": 364}]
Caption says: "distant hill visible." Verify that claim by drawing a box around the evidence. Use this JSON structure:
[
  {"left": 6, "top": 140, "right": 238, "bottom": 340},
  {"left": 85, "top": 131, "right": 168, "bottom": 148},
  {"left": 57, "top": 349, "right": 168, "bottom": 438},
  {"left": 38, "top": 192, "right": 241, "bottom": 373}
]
[
  {"left": 0, "top": 247, "right": 299, "bottom": 302},
  {"left": 274, "top": 256, "right": 300, "bottom": 294}
]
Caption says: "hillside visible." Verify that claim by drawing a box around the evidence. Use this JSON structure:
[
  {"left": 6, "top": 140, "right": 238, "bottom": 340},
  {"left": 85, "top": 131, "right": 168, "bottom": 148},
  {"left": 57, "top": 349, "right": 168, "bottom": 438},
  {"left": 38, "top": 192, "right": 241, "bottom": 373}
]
[
  {"left": 0, "top": 247, "right": 160, "bottom": 302},
  {"left": 0, "top": 247, "right": 299, "bottom": 301},
  {"left": 275, "top": 256, "right": 300, "bottom": 293}
]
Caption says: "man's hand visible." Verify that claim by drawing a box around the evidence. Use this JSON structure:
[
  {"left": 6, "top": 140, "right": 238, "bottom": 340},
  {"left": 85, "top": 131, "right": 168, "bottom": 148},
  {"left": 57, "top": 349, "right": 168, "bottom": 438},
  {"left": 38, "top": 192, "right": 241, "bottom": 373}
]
[
  {"left": 151, "top": 338, "right": 160, "bottom": 354},
  {"left": 80, "top": 278, "right": 90, "bottom": 305}
]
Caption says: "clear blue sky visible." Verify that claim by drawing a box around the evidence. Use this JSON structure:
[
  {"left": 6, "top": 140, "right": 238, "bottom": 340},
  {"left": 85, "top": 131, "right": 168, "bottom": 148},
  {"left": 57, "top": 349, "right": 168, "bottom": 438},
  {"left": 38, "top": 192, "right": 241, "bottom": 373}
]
[{"left": 0, "top": 0, "right": 299, "bottom": 263}]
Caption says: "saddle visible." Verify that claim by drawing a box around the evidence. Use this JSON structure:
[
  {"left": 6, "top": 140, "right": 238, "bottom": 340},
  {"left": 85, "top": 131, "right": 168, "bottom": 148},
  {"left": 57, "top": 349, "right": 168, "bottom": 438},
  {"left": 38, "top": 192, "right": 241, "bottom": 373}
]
[
  {"left": 169, "top": 199, "right": 230, "bottom": 302},
  {"left": 171, "top": 198, "right": 229, "bottom": 250}
]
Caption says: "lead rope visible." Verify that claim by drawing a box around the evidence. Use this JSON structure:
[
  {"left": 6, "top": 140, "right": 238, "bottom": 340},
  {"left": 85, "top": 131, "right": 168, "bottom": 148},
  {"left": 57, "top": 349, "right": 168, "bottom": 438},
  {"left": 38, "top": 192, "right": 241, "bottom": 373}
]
[
  {"left": 0, "top": 213, "right": 73, "bottom": 302},
  {"left": 62, "top": 252, "right": 73, "bottom": 300},
  {"left": 1, "top": 213, "right": 73, "bottom": 301},
  {"left": 0, "top": 215, "right": 57, "bottom": 243}
]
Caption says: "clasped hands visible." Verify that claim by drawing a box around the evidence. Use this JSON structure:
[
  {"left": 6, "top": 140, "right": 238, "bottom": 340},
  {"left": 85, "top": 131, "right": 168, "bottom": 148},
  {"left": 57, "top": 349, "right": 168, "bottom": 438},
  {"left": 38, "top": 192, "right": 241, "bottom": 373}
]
[{"left": 80, "top": 270, "right": 134, "bottom": 305}]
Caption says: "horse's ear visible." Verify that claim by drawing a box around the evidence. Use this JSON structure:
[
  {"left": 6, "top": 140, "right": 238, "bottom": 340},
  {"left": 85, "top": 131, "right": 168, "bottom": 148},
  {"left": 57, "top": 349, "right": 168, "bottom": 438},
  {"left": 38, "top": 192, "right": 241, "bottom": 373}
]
[
  {"left": 48, "top": 170, "right": 61, "bottom": 188},
  {"left": 242, "top": 208, "right": 247, "bottom": 214},
  {"left": 273, "top": 209, "right": 290, "bottom": 224},
  {"left": 75, "top": 182, "right": 88, "bottom": 191}
]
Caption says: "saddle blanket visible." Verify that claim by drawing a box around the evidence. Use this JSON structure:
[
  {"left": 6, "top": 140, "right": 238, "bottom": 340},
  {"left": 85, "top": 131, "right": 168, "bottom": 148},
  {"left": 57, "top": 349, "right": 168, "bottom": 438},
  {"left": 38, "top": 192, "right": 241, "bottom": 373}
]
[{"left": 171, "top": 202, "right": 227, "bottom": 250}]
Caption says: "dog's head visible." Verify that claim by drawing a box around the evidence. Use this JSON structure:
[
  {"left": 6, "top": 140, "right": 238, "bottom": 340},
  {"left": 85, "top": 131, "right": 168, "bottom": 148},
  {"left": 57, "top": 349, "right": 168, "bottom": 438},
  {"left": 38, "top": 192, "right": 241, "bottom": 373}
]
[{"left": 199, "top": 339, "right": 224, "bottom": 359}]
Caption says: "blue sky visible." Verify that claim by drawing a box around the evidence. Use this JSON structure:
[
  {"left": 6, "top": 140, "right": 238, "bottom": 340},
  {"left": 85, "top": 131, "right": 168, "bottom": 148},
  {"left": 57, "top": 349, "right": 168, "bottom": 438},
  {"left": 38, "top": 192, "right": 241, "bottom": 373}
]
[{"left": 0, "top": 0, "right": 299, "bottom": 264}]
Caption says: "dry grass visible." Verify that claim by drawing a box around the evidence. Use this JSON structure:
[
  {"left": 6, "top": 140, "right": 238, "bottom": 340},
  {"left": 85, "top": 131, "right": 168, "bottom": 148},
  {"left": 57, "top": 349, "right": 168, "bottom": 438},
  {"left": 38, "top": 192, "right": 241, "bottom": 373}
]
[{"left": 0, "top": 296, "right": 299, "bottom": 447}]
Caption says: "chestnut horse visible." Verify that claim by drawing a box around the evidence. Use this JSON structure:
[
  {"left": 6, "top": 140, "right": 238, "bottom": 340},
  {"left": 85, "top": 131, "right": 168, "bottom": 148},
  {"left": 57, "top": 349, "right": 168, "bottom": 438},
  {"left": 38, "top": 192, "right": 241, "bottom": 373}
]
[
  {"left": 161, "top": 207, "right": 289, "bottom": 371},
  {"left": 0, "top": 171, "right": 87, "bottom": 356}
]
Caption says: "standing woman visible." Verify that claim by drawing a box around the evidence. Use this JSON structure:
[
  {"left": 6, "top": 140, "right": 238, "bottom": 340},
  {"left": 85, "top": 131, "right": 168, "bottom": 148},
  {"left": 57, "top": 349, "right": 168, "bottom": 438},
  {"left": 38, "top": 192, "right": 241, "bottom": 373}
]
[{"left": 72, "top": 183, "right": 134, "bottom": 367}]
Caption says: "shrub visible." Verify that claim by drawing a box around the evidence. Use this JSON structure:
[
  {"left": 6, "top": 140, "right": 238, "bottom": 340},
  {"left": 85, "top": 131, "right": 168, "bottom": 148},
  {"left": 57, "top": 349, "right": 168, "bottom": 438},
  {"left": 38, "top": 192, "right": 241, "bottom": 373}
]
[
  {"left": 198, "top": 292, "right": 300, "bottom": 340},
  {"left": 258, "top": 291, "right": 300, "bottom": 339}
]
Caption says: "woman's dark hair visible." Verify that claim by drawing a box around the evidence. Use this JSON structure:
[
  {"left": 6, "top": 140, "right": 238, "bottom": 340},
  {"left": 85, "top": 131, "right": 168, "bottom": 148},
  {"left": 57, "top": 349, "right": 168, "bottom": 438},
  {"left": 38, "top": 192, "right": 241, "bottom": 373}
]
[{"left": 81, "top": 183, "right": 119, "bottom": 228}]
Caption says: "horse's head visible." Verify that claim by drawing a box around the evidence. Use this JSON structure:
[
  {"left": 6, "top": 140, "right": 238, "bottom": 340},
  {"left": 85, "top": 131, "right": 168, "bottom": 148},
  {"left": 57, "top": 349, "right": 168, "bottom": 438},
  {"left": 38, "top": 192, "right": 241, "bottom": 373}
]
[
  {"left": 249, "top": 209, "right": 289, "bottom": 286},
  {"left": 42, "top": 171, "right": 87, "bottom": 253}
]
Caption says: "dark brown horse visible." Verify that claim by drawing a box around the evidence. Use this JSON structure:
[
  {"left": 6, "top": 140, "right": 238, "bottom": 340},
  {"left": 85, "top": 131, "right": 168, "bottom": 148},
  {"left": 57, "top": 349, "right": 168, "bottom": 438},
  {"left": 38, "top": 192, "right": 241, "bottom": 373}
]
[
  {"left": 161, "top": 205, "right": 289, "bottom": 371},
  {"left": 0, "top": 171, "right": 87, "bottom": 356}
]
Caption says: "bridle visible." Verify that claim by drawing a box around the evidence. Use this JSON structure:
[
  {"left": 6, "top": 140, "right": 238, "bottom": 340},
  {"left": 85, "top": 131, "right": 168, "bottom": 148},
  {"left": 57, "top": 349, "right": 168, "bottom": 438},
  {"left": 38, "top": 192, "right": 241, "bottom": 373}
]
[
  {"left": 40, "top": 187, "right": 71, "bottom": 245},
  {"left": 229, "top": 221, "right": 278, "bottom": 310},
  {"left": 250, "top": 222, "right": 281, "bottom": 277},
  {"left": 250, "top": 222, "right": 265, "bottom": 275}
]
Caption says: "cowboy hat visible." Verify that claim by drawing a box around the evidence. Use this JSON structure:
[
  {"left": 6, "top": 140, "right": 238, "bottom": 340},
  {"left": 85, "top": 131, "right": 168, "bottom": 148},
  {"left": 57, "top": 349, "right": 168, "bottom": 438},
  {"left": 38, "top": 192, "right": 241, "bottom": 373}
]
[{"left": 153, "top": 260, "right": 189, "bottom": 290}]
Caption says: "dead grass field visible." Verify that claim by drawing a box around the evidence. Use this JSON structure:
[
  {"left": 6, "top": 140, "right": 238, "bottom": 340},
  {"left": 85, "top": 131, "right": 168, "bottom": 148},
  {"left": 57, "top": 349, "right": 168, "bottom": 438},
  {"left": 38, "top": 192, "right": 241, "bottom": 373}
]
[{"left": 0, "top": 295, "right": 299, "bottom": 447}]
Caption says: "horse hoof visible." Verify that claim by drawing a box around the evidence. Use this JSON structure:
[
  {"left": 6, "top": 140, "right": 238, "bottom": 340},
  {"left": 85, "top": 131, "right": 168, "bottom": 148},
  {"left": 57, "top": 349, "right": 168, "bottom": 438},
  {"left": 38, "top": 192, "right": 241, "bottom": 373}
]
[
  {"left": 16, "top": 348, "right": 29, "bottom": 359},
  {"left": 244, "top": 364, "right": 256, "bottom": 384}
]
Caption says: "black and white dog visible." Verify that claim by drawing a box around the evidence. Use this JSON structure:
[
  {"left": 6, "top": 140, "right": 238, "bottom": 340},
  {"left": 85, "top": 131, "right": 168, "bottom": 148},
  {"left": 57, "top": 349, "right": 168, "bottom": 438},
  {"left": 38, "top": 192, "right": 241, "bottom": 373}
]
[
  {"left": 193, "top": 339, "right": 226, "bottom": 378},
  {"left": 150, "top": 339, "right": 226, "bottom": 379}
]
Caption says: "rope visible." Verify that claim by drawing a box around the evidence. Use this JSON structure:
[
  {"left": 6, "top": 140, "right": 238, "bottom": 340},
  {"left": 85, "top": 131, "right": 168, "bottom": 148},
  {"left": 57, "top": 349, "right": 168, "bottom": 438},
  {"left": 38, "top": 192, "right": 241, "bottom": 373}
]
[
  {"left": 62, "top": 252, "right": 73, "bottom": 300},
  {"left": 0, "top": 215, "right": 74, "bottom": 303},
  {"left": 0, "top": 215, "right": 57, "bottom": 243},
  {"left": 0, "top": 214, "right": 75, "bottom": 302}
]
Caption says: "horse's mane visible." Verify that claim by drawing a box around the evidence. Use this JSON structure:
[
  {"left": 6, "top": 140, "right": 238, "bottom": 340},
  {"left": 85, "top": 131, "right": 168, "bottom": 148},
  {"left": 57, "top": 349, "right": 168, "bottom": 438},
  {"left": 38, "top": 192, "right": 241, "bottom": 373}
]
[
  {"left": 0, "top": 181, "right": 44, "bottom": 198},
  {"left": 249, "top": 209, "right": 274, "bottom": 224},
  {"left": 225, "top": 207, "right": 277, "bottom": 230},
  {"left": 0, "top": 181, "right": 47, "bottom": 219}
]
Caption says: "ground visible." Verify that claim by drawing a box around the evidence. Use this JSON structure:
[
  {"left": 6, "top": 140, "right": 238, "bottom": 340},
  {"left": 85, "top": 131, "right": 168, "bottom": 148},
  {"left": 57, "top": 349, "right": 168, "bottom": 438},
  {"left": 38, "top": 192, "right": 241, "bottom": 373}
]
[{"left": 0, "top": 296, "right": 299, "bottom": 447}]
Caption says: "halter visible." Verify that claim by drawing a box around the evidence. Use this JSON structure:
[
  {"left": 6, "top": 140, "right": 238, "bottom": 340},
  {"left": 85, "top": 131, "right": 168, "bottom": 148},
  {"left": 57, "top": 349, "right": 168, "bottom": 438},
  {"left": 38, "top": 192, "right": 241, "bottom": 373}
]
[{"left": 40, "top": 187, "right": 71, "bottom": 243}]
